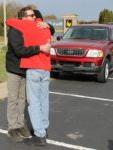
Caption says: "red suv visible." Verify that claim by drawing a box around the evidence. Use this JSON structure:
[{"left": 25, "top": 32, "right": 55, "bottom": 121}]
[{"left": 51, "top": 24, "right": 113, "bottom": 82}]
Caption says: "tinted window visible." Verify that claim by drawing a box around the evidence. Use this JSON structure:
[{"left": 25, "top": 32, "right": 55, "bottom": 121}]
[
  {"left": 111, "top": 29, "right": 113, "bottom": 40},
  {"left": 63, "top": 26, "right": 109, "bottom": 40}
]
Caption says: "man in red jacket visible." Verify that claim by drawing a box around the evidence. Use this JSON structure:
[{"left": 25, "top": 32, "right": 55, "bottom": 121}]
[{"left": 6, "top": 6, "right": 53, "bottom": 146}]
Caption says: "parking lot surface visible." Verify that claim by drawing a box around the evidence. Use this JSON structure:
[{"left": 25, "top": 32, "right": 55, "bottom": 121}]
[{"left": 1, "top": 74, "right": 113, "bottom": 150}]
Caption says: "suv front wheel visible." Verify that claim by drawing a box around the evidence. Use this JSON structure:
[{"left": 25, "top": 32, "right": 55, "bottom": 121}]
[{"left": 96, "top": 59, "right": 109, "bottom": 83}]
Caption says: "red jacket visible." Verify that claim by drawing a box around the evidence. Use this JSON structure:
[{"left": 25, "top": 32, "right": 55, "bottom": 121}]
[{"left": 6, "top": 18, "right": 51, "bottom": 71}]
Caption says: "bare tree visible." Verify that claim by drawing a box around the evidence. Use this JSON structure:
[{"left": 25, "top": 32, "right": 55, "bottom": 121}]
[{"left": 0, "top": 1, "right": 23, "bottom": 35}]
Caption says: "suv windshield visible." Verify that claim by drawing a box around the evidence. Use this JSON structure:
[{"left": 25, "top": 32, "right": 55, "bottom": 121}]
[{"left": 63, "top": 26, "right": 109, "bottom": 40}]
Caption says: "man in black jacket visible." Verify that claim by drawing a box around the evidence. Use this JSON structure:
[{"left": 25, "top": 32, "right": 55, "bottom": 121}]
[{"left": 6, "top": 7, "right": 52, "bottom": 142}]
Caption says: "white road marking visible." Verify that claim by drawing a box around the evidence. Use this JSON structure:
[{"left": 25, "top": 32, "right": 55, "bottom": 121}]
[
  {"left": 0, "top": 129, "right": 96, "bottom": 150},
  {"left": 0, "top": 129, "right": 8, "bottom": 134},
  {"left": 50, "top": 91, "right": 113, "bottom": 102},
  {"left": 51, "top": 77, "right": 113, "bottom": 80},
  {"left": 108, "top": 77, "right": 113, "bottom": 80},
  {"left": 47, "top": 139, "right": 96, "bottom": 150}
]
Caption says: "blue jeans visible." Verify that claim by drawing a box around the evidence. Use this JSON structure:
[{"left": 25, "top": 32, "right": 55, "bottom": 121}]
[{"left": 26, "top": 69, "right": 50, "bottom": 137}]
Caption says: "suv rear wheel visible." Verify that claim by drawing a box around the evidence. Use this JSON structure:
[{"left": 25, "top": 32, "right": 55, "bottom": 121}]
[
  {"left": 96, "top": 59, "right": 109, "bottom": 83},
  {"left": 51, "top": 72, "right": 60, "bottom": 78}
]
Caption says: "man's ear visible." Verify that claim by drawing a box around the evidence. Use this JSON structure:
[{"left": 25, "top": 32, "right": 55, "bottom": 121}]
[{"left": 17, "top": 11, "right": 25, "bottom": 19}]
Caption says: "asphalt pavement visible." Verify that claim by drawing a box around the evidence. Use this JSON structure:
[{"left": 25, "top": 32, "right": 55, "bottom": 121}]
[{"left": 1, "top": 73, "right": 113, "bottom": 150}]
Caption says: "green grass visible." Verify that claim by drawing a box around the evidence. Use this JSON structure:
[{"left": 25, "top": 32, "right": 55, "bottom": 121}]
[
  {"left": 0, "top": 36, "right": 4, "bottom": 43},
  {"left": 0, "top": 48, "right": 7, "bottom": 82}
]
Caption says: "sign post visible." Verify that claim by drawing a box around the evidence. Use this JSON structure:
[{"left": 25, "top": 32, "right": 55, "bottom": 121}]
[
  {"left": 3, "top": 0, "right": 7, "bottom": 46},
  {"left": 63, "top": 14, "right": 78, "bottom": 33}
]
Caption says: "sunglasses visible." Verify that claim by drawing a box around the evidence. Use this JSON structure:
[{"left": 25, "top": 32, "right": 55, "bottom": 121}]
[{"left": 26, "top": 14, "right": 35, "bottom": 17}]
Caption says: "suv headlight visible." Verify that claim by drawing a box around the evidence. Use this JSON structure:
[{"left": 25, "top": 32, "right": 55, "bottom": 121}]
[
  {"left": 86, "top": 49, "right": 103, "bottom": 57},
  {"left": 50, "top": 48, "right": 56, "bottom": 55}
]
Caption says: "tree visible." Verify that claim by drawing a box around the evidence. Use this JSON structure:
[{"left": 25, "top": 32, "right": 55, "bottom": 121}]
[
  {"left": 44, "top": 15, "right": 57, "bottom": 20},
  {"left": 0, "top": 4, "right": 4, "bottom": 35},
  {"left": 0, "top": 2, "right": 23, "bottom": 36},
  {"left": 99, "top": 9, "right": 113, "bottom": 24},
  {"left": 0, "top": 2, "right": 37, "bottom": 36}
]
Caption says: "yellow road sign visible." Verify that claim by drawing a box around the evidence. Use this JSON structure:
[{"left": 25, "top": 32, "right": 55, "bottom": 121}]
[{"left": 66, "top": 19, "right": 72, "bottom": 28}]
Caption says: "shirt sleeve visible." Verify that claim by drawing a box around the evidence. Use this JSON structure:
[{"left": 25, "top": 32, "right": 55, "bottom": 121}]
[
  {"left": 7, "top": 28, "right": 40, "bottom": 58},
  {"left": 6, "top": 18, "right": 25, "bottom": 31}
]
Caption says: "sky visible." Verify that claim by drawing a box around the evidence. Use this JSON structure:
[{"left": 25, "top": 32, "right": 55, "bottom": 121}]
[{"left": 2, "top": 0, "right": 113, "bottom": 21}]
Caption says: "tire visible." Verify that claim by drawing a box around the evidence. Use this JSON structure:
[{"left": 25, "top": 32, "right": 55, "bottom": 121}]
[
  {"left": 96, "top": 59, "right": 109, "bottom": 83},
  {"left": 50, "top": 72, "right": 60, "bottom": 78}
]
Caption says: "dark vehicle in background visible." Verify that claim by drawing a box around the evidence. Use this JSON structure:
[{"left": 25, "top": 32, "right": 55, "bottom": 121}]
[{"left": 51, "top": 24, "right": 113, "bottom": 82}]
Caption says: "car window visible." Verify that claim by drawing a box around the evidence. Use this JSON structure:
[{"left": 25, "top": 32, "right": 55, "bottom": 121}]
[
  {"left": 111, "top": 29, "right": 113, "bottom": 40},
  {"left": 63, "top": 26, "right": 109, "bottom": 41},
  {"left": 91, "top": 29, "right": 108, "bottom": 40}
]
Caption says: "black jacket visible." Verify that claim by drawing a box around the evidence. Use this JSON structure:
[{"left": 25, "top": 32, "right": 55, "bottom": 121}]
[
  {"left": 6, "top": 28, "right": 40, "bottom": 76},
  {"left": 33, "top": 9, "right": 55, "bottom": 35}
]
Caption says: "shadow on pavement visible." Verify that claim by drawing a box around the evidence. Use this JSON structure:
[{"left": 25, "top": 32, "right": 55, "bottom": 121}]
[
  {"left": 51, "top": 73, "right": 97, "bottom": 82},
  {"left": 108, "top": 140, "right": 113, "bottom": 150}
]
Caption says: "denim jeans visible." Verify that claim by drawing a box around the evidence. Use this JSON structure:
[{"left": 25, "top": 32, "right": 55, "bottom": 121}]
[{"left": 26, "top": 69, "right": 50, "bottom": 137}]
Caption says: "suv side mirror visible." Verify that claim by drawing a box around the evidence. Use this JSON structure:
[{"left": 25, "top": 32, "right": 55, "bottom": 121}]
[{"left": 57, "top": 36, "right": 62, "bottom": 41}]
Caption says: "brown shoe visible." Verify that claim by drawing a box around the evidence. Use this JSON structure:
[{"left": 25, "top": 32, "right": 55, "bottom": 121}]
[
  {"left": 17, "top": 127, "right": 31, "bottom": 138},
  {"left": 24, "top": 136, "right": 46, "bottom": 146},
  {"left": 8, "top": 129, "right": 23, "bottom": 142}
]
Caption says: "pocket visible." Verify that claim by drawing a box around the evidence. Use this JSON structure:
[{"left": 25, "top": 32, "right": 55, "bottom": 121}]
[
  {"left": 43, "top": 71, "right": 50, "bottom": 81},
  {"left": 27, "top": 70, "right": 41, "bottom": 82}
]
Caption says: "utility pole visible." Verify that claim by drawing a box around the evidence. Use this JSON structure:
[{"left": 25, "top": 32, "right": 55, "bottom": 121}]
[{"left": 3, "top": 0, "right": 7, "bottom": 46}]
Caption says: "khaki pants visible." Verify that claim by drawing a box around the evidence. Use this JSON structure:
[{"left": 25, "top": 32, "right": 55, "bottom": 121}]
[{"left": 7, "top": 72, "right": 26, "bottom": 130}]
